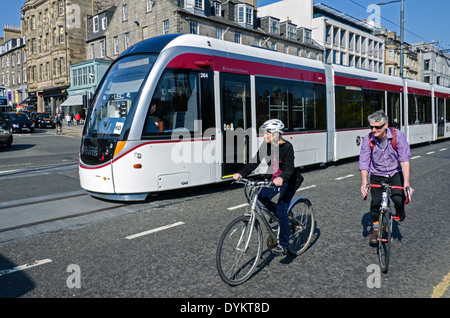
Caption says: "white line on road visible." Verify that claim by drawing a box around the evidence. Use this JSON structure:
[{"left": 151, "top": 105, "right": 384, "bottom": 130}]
[
  {"left": 227, "top": 203, "right": 249, "bottom": 211},
  {"left": 439, "top": 148, "right": 447, "bottom": 151},
  {"left": 335, "top": 174, "right": 354, "bottom": 181},
  {"left": 427, "top": 151, "right": 435, "bottom": 155},
  {"left": 411, "top": 156, "right": 421, "bottom": 160},
  {"left": 0, "top": 259, "right": 52, "bottom": 277},
  {"left": 297, "top": 185, "right": 317, "bottom": 192},
  {"left": 125, "top": 221, "right": 185, "bottom": 240}
]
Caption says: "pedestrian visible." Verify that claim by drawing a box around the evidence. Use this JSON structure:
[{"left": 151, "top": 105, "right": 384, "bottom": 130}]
[
  {"left": 75, "top": 113, "right": 81, "bottom": 125},
  {"left": 66, "top": 113, "right": 72, "bottom": 127}
]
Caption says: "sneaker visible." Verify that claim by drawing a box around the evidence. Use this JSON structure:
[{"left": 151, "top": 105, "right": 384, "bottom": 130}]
[
  {"left": 395, "top": 210, "right": 406, "bottom": 222},
  {"left": 272, "top": 244, "right": 287, "bottom": 255},
  {"left": 370, "top": 229, "right": 378, "bottom": 244}
]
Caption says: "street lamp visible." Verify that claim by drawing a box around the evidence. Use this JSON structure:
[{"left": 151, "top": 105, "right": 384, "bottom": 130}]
[{"left": 377, "top": 0, "right": 405, "bottom": 78}]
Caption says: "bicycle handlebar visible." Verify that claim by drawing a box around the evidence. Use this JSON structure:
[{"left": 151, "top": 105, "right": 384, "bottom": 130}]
[
  {"left": 363, "top": 183, "right": 411, "bottom": 204},
  {"left": 233, "top": 177, "right": 275, "bottom": 189}
]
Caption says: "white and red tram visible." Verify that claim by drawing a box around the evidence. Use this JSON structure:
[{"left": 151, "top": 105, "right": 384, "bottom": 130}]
[{"left": 79, "top": 34, "right": 450, "bottom": 201}]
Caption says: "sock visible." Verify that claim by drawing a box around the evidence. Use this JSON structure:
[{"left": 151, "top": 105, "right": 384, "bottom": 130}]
[{"left": 373, "top": 222, "right": 379, "bottom": 230}]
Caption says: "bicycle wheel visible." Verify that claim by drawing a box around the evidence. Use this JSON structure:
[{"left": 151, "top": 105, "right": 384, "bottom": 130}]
[
  {"left": 378, "top": 211, "right": 392, "bottom": 273},
  {"left": 287, "top": 197, "right": 315, "bottom": 256},
  {"left": 216, "top": 215, "right": 263, "bottom": 285}
]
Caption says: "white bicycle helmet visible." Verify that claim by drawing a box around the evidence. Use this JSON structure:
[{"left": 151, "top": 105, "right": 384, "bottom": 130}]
[{"left": 260, "top": 119, "right": 285, "bottom": 133}]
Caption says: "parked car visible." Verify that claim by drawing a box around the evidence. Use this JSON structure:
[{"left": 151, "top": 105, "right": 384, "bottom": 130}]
[
  {"left": 0, "top": 118, "right": 13, "bottom": 147},
  {"left": 1, "top": 112, "right": 35, "bottom": 133},
  {"left": 35, "top": 112, "right": 55, "bottom": 128}
]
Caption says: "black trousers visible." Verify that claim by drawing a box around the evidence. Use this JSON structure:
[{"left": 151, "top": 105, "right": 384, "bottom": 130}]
[{"left": 370, "top": 173, "right": 405, "bottom": 222}]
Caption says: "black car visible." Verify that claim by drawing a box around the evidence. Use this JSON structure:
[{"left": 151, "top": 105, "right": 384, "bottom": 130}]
[
  {"left": 0, "top": 118, "right": 13, "bottom": 147},
  {"left": 35, "top": 112, "right": 56, "bottom": 128},
  {"left": 1, "top": 112, "right": 35, "bottom": 133}
]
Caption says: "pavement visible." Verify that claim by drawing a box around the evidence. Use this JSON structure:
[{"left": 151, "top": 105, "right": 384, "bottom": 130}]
[{"left": 58, "top": 121, "right": 84, "bottom": 138}]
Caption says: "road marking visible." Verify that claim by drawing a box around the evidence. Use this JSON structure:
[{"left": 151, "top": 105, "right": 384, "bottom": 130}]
[
  {"left": 335, "top": 174, "right": 354, "bottom": 181},
  {"left": 0, "top": 259, "right": 52, "bottom": 277},
  {"left": 125, "top": 221, "right": 185, "bottom": 240},
  {"left": 297, "top": 185, "right": 317, "bottom": 192},
  {"left": 431, "top": 270, "right": 450, "bottom": 298},
  {"left": 426, "top": 151, "right": 435, "bottom": 155},
  {"left": 227, "top": 203, "right": 248, "bottom": 211},
  {"left": 0, "top": 169, "right": 19, "bottom": 175},
  {"left": 439, "top": 148, "right": 447, "bottom": 151},
  {"left": 411, "top": 156, "right": 421, "bottom": 160}
]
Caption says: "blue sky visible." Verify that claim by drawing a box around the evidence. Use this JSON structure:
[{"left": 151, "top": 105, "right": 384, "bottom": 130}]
[{"left": 1, "top": 0, "right": 449, "bottom": 51}]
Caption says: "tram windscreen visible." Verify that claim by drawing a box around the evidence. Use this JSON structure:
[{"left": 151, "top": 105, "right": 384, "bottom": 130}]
[{"left": 86, "top": 54, "right": 157, "bottom": 137}]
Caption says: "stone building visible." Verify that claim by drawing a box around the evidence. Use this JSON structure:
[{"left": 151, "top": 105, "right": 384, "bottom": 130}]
[
  {"left": 21, "top": 0, "right": 98, "bottom": 112},
  {"left": 0, "top": 26, "right": 27, "bottom": 108},
  {"left": 97, "top": 0, "right": 323, "bottom": 61},
  {"left": 378, "top": 30, "right": 418, "bottom": 80},
  {"left": 411, "top": 42, "right": 450, "bottom": 87}
]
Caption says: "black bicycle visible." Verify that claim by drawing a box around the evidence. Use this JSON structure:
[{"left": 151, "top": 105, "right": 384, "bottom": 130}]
[
  {"left": 365, "top": 182, "right": 410, "bottom": 273},
  {"left": 216, "top": 178, "right": 315, "bottom": 285}
]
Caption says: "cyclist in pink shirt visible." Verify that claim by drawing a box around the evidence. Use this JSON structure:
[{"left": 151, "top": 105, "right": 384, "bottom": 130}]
[{"left": 359, "top": 110, "right": 414, "bottom": 243}]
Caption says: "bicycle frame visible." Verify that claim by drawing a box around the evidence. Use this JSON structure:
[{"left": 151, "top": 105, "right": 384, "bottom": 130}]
[
  {"left": 243, "top": 179, "right": 279, "bottom": 247},
  {"left": 243, "top": 178, "right": 313, "bottom": 246}
]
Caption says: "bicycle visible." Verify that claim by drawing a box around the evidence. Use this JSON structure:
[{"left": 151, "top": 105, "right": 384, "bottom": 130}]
[
  {"left": 364, "top": 182, "right": 411, "bottom": 273},
  {"left": 56, "top": 124, "right": 62, "bottom": 135},
  {"left": 216, "top": 177, "right": 315, "bottom": 286}
]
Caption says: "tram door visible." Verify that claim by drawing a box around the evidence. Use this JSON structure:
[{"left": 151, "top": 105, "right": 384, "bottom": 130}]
[
  {"left": 436, "top": 97, "right": 445, "bottom": 138},
  {"left": 387, "top": 92, "right": 402, "bottom": 130},
  {"left": 220, "top": 73, "right": 251, "bottom": 178}
]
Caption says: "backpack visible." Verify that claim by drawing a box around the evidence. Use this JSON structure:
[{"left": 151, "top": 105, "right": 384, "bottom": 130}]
[{"left": 369, "top": 127, "right": 397, "bottom": 154}]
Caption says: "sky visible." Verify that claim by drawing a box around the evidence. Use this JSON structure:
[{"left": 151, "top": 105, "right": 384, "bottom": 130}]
[{"left": 0, "top": 0, "right": 449, "bottom": 51}]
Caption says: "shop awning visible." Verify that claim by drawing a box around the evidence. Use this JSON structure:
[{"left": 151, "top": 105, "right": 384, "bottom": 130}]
[
  {"left": 19, "top": 96, "right": 37, "bottom": 106},
  {"left": 61, "top": 95, "right": 83, "bottom": 107}
]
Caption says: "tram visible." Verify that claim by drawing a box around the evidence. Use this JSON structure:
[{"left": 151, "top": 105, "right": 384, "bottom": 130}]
[{"left": 79, "top": 34, "right": 450, "bottom": 201}]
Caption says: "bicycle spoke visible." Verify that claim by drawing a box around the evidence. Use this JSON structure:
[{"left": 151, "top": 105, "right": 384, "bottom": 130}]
[
  {"left": 216, "top": 216, "right": 262, "bottom": 285},
  {"left": 287, "top": 198, "right": 315, "bottom": 256}
]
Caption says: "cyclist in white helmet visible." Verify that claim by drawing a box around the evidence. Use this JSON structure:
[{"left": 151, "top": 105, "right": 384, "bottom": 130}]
[{"left": 233, "top": 119, "right": 303, "bottom": 255}]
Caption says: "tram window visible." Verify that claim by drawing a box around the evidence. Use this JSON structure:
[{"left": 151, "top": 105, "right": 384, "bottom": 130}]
[
  {"left": 408, "top": 94, "right": 432, "bottom": 124},
  {"left": 255, "top": 77, "right": 326, "bottom": 131},
  {"left": 387, "top": 92, "right": 401, "bottom": 129},
  {"left": 256, "top": 80, "right": 289, "bottom": 130},
  {"left": 86, "top": 54, "right": 157, "bottom": 137},
  {"left": 143, "top": 70, "right": 200, "bottom": 136},
  {"left": 446, "top": 99, "right": 450, "bottom": 122},
  {"left": 335, "top": 86, "right": 384, "bottom": 129}
]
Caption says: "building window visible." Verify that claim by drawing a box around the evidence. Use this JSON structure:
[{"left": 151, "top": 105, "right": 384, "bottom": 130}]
[
  {"left": 163, "top": 20, "right": 169, "bottom": 35},
  {"left": 91, "top": 43, "right": 95, "bottom": 59},
  {"left": 270, "top": 18, "right": 279, "bottom": 35},
  {"left": 237, "top": 4, "right": 253, "bottom": 25},
  {"left": 190, "top": 22, "right": 198, "bottom": 34},
  {"left": 146, "top": 0, "right": 154, "bottom": 13},
  {"left": 114, "top": 36, "right": 119, "bottom": 55},
  {"left": 100, "top": 40, "right": 105, "bottom": 58},
  {"left": 125, "top": 33, "right": 130, "bottom": 49},
  {"left": 123, "top": 5, "right": 128, "bottom": 22},
  {"left": 234, "top": 32, "right": 241, "bottom": 44},
  {"left": 216, "top": 27, "right": 223, "bottom": 40},
  {"left": 213, "top": 2, "right": 221, "bottom": 16},
  {"left": 59, "top": 1, "right": 64, "bottom": 16},
  {"left": 60, "top": 26, "right": 65, "bottom": 43},
  {"left": 102, "top": 17, "right": 108, "bottom": 30},
  {"left": 93, "top": 16, "right": 99, "bottom": 33},
  {"left": 142, "top": 26, "right": 149, "bottom": 38}
]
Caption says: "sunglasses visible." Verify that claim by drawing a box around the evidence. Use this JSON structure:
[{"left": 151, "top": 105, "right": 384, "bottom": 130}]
[{"left": 369, "top": 123, "right": 386, "bottom": 130}]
